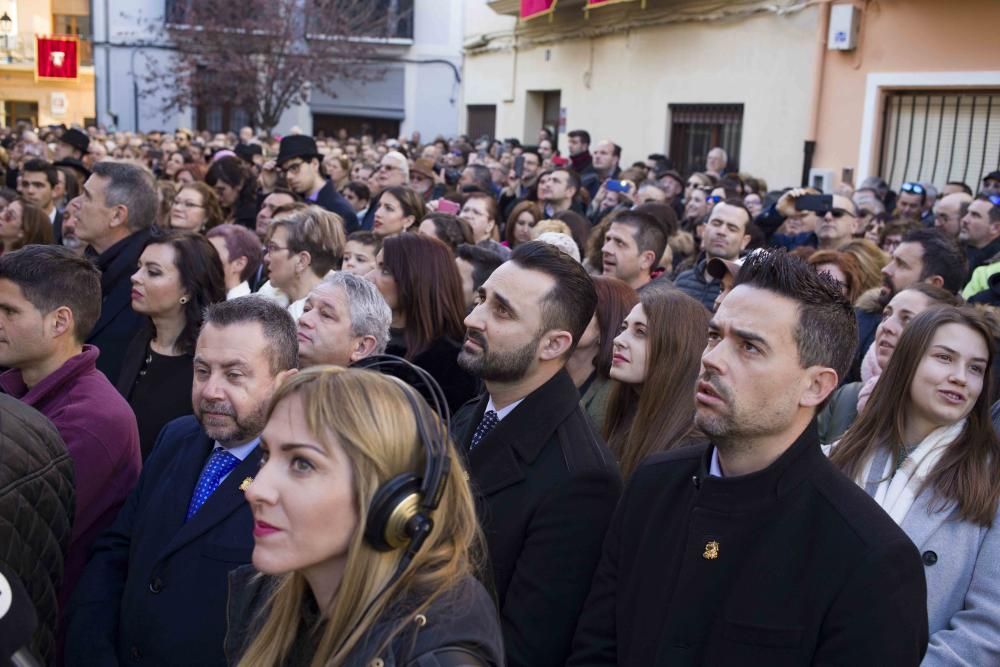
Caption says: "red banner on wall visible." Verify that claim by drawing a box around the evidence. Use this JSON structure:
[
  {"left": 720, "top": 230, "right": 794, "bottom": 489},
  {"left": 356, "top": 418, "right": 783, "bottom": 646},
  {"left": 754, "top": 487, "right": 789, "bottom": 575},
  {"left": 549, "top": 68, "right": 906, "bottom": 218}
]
[
  {"left": 36, "top": 36, "right": 79, "bottom": 80},
  {"left": 521, "top": 0, "right": 557, "bottom": 20}
]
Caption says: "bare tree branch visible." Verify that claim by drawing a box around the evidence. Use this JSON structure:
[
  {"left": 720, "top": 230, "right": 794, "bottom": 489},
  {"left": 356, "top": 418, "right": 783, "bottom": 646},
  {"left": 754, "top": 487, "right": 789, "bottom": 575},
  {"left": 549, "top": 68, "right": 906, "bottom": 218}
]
[{"left": 131, "top": 0, "right": 405, "bottom": 134}]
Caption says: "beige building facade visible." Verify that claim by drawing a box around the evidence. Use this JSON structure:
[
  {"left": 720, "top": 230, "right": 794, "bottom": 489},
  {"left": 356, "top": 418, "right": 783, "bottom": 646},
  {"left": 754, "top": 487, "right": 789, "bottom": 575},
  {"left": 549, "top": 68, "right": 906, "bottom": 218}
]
[{"left": 462, "top": 0, "right": 1000, "bottom": 193}]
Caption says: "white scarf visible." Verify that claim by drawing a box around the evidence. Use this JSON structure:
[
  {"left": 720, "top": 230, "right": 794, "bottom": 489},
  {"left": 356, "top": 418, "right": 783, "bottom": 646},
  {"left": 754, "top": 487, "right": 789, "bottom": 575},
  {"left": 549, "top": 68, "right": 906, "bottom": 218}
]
[{"left": 854, "top": 419, "right": 965, "bottom": 525}]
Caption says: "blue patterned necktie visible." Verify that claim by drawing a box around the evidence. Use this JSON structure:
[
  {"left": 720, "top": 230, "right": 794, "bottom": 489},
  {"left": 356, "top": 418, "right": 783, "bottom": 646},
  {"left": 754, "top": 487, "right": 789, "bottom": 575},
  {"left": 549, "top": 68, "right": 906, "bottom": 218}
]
[
  {"left": 186, "top": 448, "right": 241, "bottom": 521},
  {"left": 471, "top": 410, "right": 499, "bottom": 450}
]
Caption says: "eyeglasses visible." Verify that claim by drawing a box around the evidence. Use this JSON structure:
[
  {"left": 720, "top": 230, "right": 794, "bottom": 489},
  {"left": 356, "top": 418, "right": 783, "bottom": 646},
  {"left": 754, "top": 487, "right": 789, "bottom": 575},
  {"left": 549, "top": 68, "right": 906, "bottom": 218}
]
[
  {"left": 173, "top": 199, "right": 205, "bottom": 209},
  {"left": 280, "top": 160, "right": 306, "bottom": 175},
  {"left": 265, "top": 242, "right": 289, "bottom": 254},
  {"left": 829, "top": 207, "right": 855, "bottom": 218},
  {"left": 901, "top": 181, "right": 926, "bottom": 195},
  {"left": 377, "top": 164, "right": 400, "bottom": 173}
]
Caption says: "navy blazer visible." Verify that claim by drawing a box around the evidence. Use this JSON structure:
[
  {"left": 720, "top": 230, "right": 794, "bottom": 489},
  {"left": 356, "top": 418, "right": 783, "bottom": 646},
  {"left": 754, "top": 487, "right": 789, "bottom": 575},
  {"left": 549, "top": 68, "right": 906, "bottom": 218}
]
[
  {"left": 86, "top": 229, "right": 152, "bottom": 384},
  {"left": 65, "top": 415, "right": 260, "bottom": 667},
  {"left": 314, "top": 180, "right": 360, "bottom": 234}
]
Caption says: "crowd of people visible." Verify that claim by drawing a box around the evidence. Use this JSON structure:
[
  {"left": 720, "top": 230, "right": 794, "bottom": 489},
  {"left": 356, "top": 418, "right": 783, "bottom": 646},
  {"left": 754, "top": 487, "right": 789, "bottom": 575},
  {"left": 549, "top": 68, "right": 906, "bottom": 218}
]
[{"left": 1, "top": 119, "right": 1000, "bottom": 666}]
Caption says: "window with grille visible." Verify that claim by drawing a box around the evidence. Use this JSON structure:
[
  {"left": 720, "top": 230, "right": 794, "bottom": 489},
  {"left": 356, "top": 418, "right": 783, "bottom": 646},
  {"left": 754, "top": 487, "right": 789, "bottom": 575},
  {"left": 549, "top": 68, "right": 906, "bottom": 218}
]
[
  {"left": 668, "top": 104, "right": 743, "bottom": 177},
  {"left": 878, "top": 91, "right": 1000, "bottom": 191}
]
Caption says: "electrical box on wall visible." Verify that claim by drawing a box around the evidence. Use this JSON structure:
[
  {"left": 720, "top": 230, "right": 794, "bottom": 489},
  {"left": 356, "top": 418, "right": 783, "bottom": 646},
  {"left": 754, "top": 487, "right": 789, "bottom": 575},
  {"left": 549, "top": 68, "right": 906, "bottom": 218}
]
[
  {"left": 828, "top": 4, "right": 860, "bottom": 51},
  {"left": 809, "top": 168, "right": 834, "bottom": 194}
]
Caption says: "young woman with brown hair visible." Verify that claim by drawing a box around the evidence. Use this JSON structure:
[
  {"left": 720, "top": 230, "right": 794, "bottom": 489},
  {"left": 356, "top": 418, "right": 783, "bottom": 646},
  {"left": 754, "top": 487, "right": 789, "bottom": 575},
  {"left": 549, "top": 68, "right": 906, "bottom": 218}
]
[
  {"left": 565, "top": 275, "right": 639, "bottom": 430},
  {"left": 603, "top": 285, "right": 709, "bottom": 478},
  {"left": 828, "top": 306, "right": 1000, "bottom": 664},
  {"left": 366, "top": 233, "right": 477, "bottom": 412}
]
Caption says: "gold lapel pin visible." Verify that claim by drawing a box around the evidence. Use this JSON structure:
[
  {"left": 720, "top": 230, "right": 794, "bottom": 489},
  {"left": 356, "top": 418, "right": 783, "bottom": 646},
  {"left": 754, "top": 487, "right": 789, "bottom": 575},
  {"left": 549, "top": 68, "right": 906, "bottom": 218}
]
[
  {"left": 239, "top": 477, "right": 254, "bottom": 492},
  {"left": 703, "top": 540, "right": 720, "bottom": 560}
]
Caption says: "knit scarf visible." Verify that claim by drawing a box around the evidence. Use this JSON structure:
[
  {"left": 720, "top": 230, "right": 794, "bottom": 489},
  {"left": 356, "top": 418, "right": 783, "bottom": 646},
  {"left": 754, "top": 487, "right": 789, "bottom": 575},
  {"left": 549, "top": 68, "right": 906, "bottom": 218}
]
[{"left": 855, "top": 419, "right": 965, "bottom": 525}]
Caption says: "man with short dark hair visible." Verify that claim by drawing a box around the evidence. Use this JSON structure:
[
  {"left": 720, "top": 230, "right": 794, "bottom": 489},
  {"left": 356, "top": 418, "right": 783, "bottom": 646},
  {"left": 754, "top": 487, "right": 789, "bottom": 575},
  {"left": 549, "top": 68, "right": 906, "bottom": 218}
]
[
  {"left": 675, "top": 201, "right": 751, "bottom": 309},
  {"left": 275, "top": 135, "right": 359, "bottom": 234},
  {"left": 66, "top": 297, "right": 299, "bottom": 667},
  {"left": 460, "top": 164, "right": 495, "bottom": 194},
  {"left": 850, "top": 227, "right": 967, "bottom": 382},
  {"left": 454, "top": 241, "right": 621, "bottom": 667},
  {"left": 959, "top": 194, "right": 1000, "bottom": 273},
  {"left": 569, "top": 250, "right": 928, "bottom": 665},
  {"left": 297, "top": 272, "right": 391, "bottom": 367},
  {"left": 567, "top": 129, "right": 593, "bottom": 177},
  {"left": 981, "top": 170, "right": 1000, "bottom": 198},
  {"left": 0, "top": 245, "right": 141, "bottom": 620},
  {"left": 19, "top": 158, "right": 61, "bottom": 226},
  {"left": 896, "top": 181, "right": 927, "bottom": 223},
  {"left": 539, "top": 168, "right": 584, "bottom": 217},
  {"left": 455, "top": 242, "right": 505, "bottom": 311},
  {"left": 67, "top": 161, "right": 156, "bottom": 382},
  {"left": 601, "top": 210, "right": 668, "bottom": 291}
]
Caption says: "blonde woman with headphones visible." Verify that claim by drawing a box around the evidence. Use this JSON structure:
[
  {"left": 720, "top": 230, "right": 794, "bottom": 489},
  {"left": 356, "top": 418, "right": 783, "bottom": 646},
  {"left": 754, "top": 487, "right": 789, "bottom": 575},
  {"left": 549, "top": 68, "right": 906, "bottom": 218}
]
[{"left": 225, "top": 364, "right": 503, "bottom": 667}]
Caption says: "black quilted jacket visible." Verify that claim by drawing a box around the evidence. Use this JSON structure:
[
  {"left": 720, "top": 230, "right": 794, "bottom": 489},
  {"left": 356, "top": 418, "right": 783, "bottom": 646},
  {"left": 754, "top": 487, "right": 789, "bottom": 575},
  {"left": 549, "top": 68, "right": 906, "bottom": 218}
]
[{"left": 0, "top": 394, "right": 75, "bottom": 665}]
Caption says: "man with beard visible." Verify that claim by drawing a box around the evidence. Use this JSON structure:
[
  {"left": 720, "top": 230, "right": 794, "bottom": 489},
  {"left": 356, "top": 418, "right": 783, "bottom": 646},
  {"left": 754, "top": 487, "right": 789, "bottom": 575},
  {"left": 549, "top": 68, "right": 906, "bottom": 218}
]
[
  {"left": 452, "top": 241, "right": 621, "bottom": 667},
  {"left": 66, "top": 297, "right": 298, "bottom": 667},
  {"left": 568, "top": 249, "right": 928, "bottom": 666},
  {"left": 850, "top": 228, "right": 966, "bottom": 382}
]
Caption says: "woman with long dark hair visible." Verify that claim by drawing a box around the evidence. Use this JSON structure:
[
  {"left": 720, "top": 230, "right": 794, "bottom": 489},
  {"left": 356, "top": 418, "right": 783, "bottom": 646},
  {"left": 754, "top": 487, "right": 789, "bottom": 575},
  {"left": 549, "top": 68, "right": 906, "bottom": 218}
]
[
  {"left": 365, "top": 233, "right": 478, "bottom": 412},
  {"left": 206, "top": 155, "right": 258, "bottom": 229},
  {"left": 118, "top": 231, "right": 226, "bottom": 458},
  {"left": 0, "top": 199, "right": 54, "bottom": 253},
  {"left": 565, "top": 276, "right": 639, "bottom": 430},
  {"left": 829, "top": 306, "right": 1000, "bottom": 664},
  {"left": 603, "top": 285, "right": 709, "bottom": 478}
]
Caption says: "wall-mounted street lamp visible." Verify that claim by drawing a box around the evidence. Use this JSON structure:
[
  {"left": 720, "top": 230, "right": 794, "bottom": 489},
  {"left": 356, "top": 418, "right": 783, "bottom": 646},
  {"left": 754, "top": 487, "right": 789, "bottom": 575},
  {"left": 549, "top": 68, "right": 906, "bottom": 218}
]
[{"left": 0, "top": 13, "right": 13, "bottom": 64}]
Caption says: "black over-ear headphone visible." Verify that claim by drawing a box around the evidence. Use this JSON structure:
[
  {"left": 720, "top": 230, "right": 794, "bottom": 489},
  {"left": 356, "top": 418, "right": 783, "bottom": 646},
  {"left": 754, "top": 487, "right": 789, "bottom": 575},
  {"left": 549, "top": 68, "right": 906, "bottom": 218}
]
[{"left": 356, "top": 355, "right": 451, "bottom": 570}]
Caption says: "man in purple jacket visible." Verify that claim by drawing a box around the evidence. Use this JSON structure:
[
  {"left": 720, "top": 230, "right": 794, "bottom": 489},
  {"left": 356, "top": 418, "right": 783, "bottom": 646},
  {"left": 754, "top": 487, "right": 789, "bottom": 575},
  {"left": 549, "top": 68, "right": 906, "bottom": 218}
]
[{"left": 0, "top": 245, "right": 141, "bottom": 610}]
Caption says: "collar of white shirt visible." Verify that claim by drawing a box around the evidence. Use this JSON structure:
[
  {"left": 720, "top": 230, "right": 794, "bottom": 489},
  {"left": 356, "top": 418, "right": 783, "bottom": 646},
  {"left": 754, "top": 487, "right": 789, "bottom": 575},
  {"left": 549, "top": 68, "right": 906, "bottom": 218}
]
[
  {"left": 227, "top": 281, "right": 251, "bottom": 300},
  {"left": 708, "top": 446, "right": 724, "bottom": 478},
  {"left": 485, "top": 396, "right": 526, "bottom": 422}
]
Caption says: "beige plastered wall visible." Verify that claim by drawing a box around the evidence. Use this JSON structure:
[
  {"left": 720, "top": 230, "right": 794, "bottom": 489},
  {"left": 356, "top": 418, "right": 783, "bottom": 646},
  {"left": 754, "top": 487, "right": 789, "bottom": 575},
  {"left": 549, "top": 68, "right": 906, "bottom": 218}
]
[
  {"left": 1, "top": 67, "right": 96, "bottom": 126},
  {"left": 812, "top": 0, "right": 1000, "bottom": 186},
  {"left": 463, "top": 4, "right": 822, "bottom": 189}
]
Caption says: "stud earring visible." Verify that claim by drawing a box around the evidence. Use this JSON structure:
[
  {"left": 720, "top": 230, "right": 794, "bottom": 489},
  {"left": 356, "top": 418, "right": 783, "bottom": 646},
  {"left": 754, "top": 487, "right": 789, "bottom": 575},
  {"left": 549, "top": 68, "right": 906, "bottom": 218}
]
[{"left": 179, "top": 296, "right": 190, "bottom": 304}]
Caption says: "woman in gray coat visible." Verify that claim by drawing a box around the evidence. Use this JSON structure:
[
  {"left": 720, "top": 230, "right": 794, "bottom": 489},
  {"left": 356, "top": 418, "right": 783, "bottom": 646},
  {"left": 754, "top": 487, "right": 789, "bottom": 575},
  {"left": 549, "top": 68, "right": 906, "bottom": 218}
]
[{"left": 829, "top": 306, "right": 1000, "bottom": 665}]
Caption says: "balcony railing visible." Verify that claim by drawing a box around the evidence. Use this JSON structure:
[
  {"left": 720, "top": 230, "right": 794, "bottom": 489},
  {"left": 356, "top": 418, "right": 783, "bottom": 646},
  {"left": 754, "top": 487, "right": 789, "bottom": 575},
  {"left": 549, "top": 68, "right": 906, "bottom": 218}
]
[
  {"left": 165, "top": 0, "right": 413, "bottom": 40},
  {"left": 0, "top": 32, "right": 93, "bottom": 67}
]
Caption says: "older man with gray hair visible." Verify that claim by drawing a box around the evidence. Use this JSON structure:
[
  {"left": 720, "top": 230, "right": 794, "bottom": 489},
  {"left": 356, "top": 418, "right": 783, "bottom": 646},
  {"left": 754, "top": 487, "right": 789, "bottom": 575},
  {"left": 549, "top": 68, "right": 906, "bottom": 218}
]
[
  {"left": 66, "top": 160, "right": 156, "bottom": 382},
  {"left": 296, "top": 271, "right": 392, "bottom": 368}
]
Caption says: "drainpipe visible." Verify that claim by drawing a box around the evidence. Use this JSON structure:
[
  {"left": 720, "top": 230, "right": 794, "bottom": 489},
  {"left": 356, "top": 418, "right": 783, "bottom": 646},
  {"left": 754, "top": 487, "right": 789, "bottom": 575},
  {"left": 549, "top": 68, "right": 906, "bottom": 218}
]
[{"left": 802, "top": 1, "right": 831, "bottom": 187}]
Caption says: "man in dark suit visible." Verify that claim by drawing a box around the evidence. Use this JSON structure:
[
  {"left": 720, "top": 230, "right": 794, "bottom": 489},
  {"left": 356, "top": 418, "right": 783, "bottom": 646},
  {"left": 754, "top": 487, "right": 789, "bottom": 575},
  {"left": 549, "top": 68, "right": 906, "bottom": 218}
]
[
  {"left": 452, "top": 241, "right": 622, "bottom": 667},
  {"left": 65, "top": 297, "right": 298, "bottom": 667},
  {"left": 568, "top": 250, "right": 929, "bottom": 666},
  {"left": 66, "top": 161, "right": 155, "bottom": 383},
  {"left": 275, "top": 135, "right": 360, "bottom": 233}
]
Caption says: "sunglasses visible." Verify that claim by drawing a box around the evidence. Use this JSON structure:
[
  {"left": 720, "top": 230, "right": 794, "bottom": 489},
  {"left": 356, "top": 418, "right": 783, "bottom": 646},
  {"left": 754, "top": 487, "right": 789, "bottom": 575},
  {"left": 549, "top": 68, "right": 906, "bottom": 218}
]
[
  {"left": 829, "top": 207, "right": 855, "bottom": 218},
  {"left": 986, "top": 194, "right": 1000, "bottom": 207},
  {"left": 706, "top": 195, "right": 723, "bottom": 204},
  {"left": 901, "top": 181, "right": 926, "bottom": 195}
]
